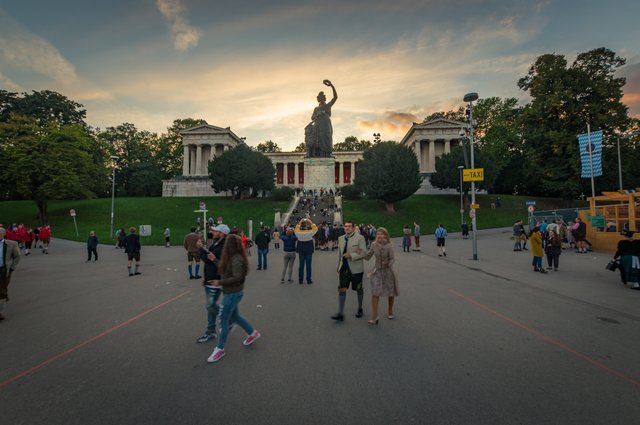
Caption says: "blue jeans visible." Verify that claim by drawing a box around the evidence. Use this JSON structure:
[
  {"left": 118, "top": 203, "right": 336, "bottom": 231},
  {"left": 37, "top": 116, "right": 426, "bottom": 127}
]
[
  {"left": 532, "top": 256, "right": 542, "bottom": 269},
  {"left": 217, "top": 290, "right": 254, "bottom": 350},
  {"left": 298, "top": 253, "right": 313, "bottom": 282},
  {"left": 257, "top": 248, "right": 268, "bottom": 269},
  {"left": 204, "top": 286, "right": 222, "bottom": 334}
]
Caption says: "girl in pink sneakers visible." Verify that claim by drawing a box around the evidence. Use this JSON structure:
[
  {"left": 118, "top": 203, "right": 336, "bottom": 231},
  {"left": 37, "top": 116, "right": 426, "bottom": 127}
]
[{"left": 208, "top": 234, "right": 261, "bottom": 363}]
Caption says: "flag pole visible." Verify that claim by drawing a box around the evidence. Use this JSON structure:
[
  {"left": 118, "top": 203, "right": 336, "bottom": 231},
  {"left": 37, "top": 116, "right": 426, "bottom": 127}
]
[{"left": 587, "top": 123, "right": 595, "bottom": 199}]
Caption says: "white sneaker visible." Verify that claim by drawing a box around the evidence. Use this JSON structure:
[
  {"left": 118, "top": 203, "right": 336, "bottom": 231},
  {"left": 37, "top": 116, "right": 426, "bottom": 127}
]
[
  {"left": 207, "top": 347, "right": 225, "bottom": 363},
  {"left": 243, "top": 330, "right": 261, "bottom": 346}
]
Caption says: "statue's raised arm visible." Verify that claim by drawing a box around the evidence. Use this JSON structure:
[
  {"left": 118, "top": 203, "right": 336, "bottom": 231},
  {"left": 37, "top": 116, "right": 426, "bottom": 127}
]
[{"left": 323, "top": 79, "right": 338, "bottom": 107}]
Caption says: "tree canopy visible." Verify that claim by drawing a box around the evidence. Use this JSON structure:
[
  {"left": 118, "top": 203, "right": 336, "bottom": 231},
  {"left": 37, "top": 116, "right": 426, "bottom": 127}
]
[
  {"left": 209, "top": 144, "right": 275, "bottom": 198},
  {"left": 333, "top": 136, "right": 374, "bottom": 151},
  {"left": 255, "top": 140, "right": 282, "bottom": 153},
  {"left": 0, "top": 116, "right": 96, "bottom": 224},
  {"left": 354, "top": 142, "right": 422, "bottom": 212},
  {"left": 0, "top": 90, "right": 86, "bottom": 127}
]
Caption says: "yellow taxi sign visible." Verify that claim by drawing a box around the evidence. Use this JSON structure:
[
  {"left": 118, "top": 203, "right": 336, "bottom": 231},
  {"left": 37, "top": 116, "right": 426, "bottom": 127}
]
[
  {"left": 470, "top": 203, "right": 480, "bottom": 209},
  {"left": 463, "top": 168, "right": 484, "bottom": 182}
]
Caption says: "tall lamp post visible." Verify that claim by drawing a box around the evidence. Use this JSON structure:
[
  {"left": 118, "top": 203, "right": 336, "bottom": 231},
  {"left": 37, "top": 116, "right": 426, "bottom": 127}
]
[
  {"left": 109, "top": 155, "right": 119, "bottom": 239},
  {"left": 458, "top": 165, "right": 464, "bottom": 226},
  {"left": 463, "top": 92, "right": 479, "bottom": 260}
]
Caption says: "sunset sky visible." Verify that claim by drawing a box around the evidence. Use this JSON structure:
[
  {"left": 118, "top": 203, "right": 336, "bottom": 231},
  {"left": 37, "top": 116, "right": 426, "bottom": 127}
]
[{"left": 1, "top": 0, "right": 639, "bottom": 150}]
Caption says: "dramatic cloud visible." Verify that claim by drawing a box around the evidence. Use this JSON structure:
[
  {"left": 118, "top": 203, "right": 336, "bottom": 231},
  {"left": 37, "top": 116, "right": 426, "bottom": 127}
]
[
  {"left": 620, "top": 62, "right": 640, "bottom": 118},
  {"left": 155, "top": 0, "right": 202, "bottom": 51},
  {"left": 0, "top": 10, "right": 76, "bottom": 83},
  {"left": 0, "top": 72, "right": 21, "bottom": 91},
  {"left": 359, "top": 112, "right": 420, "bottom": 138}
]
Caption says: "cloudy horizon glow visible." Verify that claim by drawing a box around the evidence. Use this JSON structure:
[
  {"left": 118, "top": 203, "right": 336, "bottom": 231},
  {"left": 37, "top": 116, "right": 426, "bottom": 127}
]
[{"left": 0, "top": 0, "right": 638, "bottom": 150}]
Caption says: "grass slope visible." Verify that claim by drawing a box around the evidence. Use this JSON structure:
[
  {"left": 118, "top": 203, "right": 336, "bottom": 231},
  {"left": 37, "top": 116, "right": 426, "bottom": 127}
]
[
  {"left": 0, "top": 197, "right": 290, "bottom": 245},
  {"left": 344, "top": 194, "right": 586, "bottom": 237},
  {"left": 0, "top": 194, "right": 585, "bottom": 244}
]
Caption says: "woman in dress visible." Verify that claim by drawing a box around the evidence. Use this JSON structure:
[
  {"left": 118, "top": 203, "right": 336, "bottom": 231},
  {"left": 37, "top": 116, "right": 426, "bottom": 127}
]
[{"left": 364, "top": 227, "right": 399, "bottom": 324}]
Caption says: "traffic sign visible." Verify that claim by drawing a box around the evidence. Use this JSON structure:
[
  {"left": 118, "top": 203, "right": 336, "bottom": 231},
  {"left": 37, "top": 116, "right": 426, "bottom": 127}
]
[
  {"left": 469, "top": 209, "right": 476, "bottom": 219},
  {"left": 526, "top": 200, "right": 536, "bottom": 206},
  {"left": 470, "top": 203, "right": 480, "bottom": 209},
  {"left": 69, "top": 209, "right": 76, "bottom": 217},
  {"left": 199, "top": 202, "right": 206, "bottom": 210},
  {"left": 463, "top": 168, "right": 484, "bottom": 182},
  {"left": 527, "top": 205, "right": 535, "bottom": 213}
]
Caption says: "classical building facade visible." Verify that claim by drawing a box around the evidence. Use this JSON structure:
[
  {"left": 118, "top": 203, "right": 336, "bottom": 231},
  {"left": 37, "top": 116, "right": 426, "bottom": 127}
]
[
  {"left": 162, "top": 124, "right": 244, "bottom": 197},
  {"left": 400, "top": 118, "right": 467, "bottom": 193},
  {"left": 162, "top": 118, "right": 468, "bottom": 197},
  {"left": 267, "top": 151, "right": 362, "bottom": 188}
]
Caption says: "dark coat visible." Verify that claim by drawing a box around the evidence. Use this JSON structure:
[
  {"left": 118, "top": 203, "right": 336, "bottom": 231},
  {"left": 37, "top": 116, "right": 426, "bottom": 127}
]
[
  {"left": 199, "top": 237, "right": 226, "bottom": 282},
  {"left": 255, "top": 231, "right": 270, "bottom": 250},
  {"left": 87, "top": 235, "right": 98, "bottom": 249},
  {"left": 123, "top": 234, "right": 141, "bottom": 254}
]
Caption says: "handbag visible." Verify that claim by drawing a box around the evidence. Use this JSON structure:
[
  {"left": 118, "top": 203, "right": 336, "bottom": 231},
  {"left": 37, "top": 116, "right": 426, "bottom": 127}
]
[{"left": 605, "top": 259, "right": 619, "bottom": 272}]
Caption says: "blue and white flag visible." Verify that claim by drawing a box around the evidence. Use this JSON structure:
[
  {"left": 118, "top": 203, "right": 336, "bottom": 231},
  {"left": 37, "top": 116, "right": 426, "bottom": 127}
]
[{"left": 577, "top": 130, "right": 603, "bottom": 178}]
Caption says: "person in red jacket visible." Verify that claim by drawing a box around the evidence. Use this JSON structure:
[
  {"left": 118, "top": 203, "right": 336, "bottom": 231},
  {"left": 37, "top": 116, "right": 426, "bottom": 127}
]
[
  {"left": 5, "top": 225, "right": 17, "bottom": 242},
  {"left": 24, "top": 228, "right": 35, "bottom": 256},
  {"left": 39, "top": 225, "right": 51, "bottom": 254},
  {"left": 16, "top": 224, "right": 27, "bottom": 249}
]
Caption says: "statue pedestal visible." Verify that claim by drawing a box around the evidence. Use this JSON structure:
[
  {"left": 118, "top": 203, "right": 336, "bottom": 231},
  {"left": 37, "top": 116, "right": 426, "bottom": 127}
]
[{"left": 304, "top": 157, "right": 335, "bottom": 191}]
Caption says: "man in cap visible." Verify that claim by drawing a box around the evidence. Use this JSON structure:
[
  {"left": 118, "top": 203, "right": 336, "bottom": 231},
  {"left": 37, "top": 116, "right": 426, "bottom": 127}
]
[{"left": 195, "top": 223, "right": 229, "bottom": 343}]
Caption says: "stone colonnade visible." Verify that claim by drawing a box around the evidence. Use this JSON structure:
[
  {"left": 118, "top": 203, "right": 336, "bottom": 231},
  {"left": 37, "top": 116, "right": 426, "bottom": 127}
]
[
  {"left": 412, "top": 139, "right": 458, "bottom": 172},
  {"left": 182, "top": 143, "right": 230, "bottom": 176},
  {"left": 267, "top": 152, "right": 362, "bottom": 188}
]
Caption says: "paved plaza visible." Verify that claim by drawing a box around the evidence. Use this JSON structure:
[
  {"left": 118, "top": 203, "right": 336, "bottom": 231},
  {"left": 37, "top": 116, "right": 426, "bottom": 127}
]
[{"left": 1, "top": 228, "right": 639, "bottom": 425}]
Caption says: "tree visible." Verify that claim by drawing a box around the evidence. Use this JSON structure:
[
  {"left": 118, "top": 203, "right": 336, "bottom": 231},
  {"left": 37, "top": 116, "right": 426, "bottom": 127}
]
[
  {"left": 97, "top": 123, "right": 164, "bottom": 196},
  {"left": 333, "top": 136, "right": 373, "bottom": 151},
  {"left": 517, "top": 47, "right": 631, "bottom": 205},
  {"left": 209, "top": 145, "right": 275, "bottom": 198},
  {"left": 293, "top": 142, "right": 306, "bottom": 153},
  {"left": 0, "top": 90, "right": 86, "bottom": 127},
  {"left": 430, "top": 145, "right": 500, "bottom": 195},
  {"left": 423, "top": 107, "right": 467, "bottom": 123},
  {"left": 0, "top": 116, "right": 96, "bottom": 224},
  {"left": 354, "top": 142, "right": 421, "bottom": 212},
  {"left": 255, "top": 140, "right": 282, "bottom": 153}
]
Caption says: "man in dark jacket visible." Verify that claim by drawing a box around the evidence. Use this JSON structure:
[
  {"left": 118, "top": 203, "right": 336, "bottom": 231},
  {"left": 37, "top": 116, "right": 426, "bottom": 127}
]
[
  {"left": 86, "top": 230, "right": 98, "bottom": 262},
  {"left": 124, "top": 227, "right": 141, "bottom": 276},
  {"left": 255, "top": 226, "right": 271, "bottom": 270},
  {"left": 195, "top": 224, "right": 229, "bottom": 343}
]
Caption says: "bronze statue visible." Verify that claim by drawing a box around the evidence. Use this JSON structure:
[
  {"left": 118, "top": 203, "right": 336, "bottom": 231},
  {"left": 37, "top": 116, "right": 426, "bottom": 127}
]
[{"left": 305, "top": 80, "right": 337, "bottom": 158}]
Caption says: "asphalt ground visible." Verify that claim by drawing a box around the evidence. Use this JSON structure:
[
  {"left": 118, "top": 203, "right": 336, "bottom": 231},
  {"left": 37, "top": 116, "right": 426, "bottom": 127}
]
[{"left": 0, "top": 229, "right": 639, "bottom": 425}]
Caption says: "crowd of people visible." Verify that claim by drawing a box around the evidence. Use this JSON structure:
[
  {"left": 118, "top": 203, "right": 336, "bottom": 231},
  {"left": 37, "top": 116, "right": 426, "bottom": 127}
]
[
  {"left": 0, "top": 223, "right": 52, "bottom": 255},
  {"left": 2, "top": 207, "right": 638, "bottom": 359}
]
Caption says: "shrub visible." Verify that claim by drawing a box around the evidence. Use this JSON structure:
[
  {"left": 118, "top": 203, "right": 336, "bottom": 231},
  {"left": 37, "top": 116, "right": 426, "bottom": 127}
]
[
  {"left": 271, "top": 186, "right": 295, "bottom": 201},
  {"left": 340, "top": 184, "right": 362, "bottom": 200}
]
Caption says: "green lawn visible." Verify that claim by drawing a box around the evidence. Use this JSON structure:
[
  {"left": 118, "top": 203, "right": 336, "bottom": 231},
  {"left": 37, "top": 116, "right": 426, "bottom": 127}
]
[
  {"left": 0, "top": 197, "right": 290, "bottom": 245},
  {"left": 0, "top": 194, "right": 586, "bottom": 244},
  {"left": 344, "top": 194, "right": 587, "bottom": 237}
]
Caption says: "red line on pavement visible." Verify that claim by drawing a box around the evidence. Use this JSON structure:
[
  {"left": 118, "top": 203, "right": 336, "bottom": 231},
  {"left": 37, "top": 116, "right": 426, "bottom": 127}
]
[
  {"left": 448, "top": 288, "right": 640, "bottom": 388},
  {"left": 0, "top": 290, "right": 192, "bottom": 389}
]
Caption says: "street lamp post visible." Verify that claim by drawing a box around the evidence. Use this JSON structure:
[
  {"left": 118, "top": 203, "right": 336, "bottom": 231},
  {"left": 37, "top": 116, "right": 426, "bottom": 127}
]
[
  {"left": 109, "top": 155, "right": 119, "bottom": 239},
  {"left": 464, "top": 92, "right": 479, "bottom": 260},
  {"left": 458, "top": 165, "right": 464, "bottom": 226}
]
